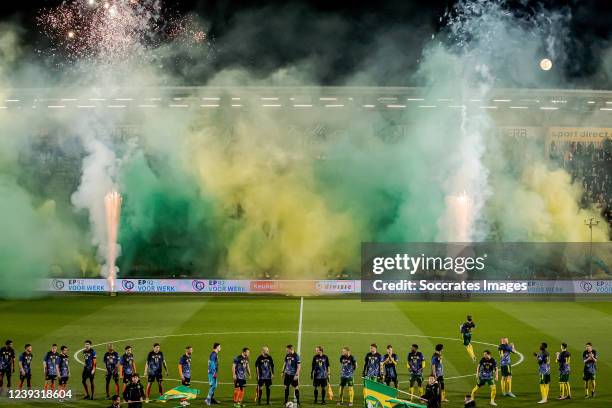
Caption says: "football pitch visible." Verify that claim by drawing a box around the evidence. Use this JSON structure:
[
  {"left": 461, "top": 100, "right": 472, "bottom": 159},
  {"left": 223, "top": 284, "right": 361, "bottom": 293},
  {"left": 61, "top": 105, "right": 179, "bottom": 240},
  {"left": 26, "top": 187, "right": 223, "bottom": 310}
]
[{"left": 0, "top": 296, "right": 610, "bottom": 407}]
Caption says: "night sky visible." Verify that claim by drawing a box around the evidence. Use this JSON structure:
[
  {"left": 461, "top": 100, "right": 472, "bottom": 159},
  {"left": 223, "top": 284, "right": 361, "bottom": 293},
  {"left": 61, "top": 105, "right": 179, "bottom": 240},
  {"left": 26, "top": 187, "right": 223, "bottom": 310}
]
[{"left": 1, "top": 0, "right": 612, "bottom": 86}]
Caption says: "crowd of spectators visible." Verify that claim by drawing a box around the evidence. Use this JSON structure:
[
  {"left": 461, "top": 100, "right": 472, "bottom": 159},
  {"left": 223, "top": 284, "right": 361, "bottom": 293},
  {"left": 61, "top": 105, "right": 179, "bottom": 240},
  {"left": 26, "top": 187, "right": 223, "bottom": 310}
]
[{"left": 549, "top": 139, "right": 612, "bottom": 237}]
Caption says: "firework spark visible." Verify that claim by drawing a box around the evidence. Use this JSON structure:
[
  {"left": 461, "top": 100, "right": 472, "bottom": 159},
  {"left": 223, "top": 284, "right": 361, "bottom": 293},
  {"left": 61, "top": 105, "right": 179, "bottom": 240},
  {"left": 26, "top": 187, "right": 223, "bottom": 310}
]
[
  {"left": 104, "top": 191, "right": 122, "bottom": 293},
  {"left": 37, "top": 0, "right": 209, "bottom": 65}
]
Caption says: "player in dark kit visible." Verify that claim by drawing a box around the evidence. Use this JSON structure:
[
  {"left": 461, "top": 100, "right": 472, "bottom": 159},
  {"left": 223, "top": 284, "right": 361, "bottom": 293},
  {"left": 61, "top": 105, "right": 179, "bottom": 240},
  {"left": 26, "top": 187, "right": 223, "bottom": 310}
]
[
  {"left": 556, "top": 343, "right": 571, "bottom": 400},
  {"left": 123, "top": 373, "right": 145, "bottom": 408},
  {"left": 58, "top": 346, "right": 70, "bottom": 393},
  {"left": 18, "top": 344, "right": 33, "bottom": 390},
  {"left": 232, "top": 347, "right": 251, "bottom": 407},
  {"left": 120, "top": 346, "right": 136, "bottom": 392},
  {"left": 497, "top": 338, "right": 516, "bottom": 398},
  {"left": 144, "top": 343, "right": 168, "bottom": 402},
  {"left": 282, "top": 344, "right": 301, "bottom": 406},
  {"left": 43, "top": 344, "right": 60, "bottom": 391},
  {"left": 179, "top": 346, "right": 193, "bottom": 386},
  {"left": 338, "top": 347, "right": 356, "bottom": 407},
  {"left": 382, "top": 345, "right": 398, "bottom": 389},
  {"left": 583, "top": 343, "right": 598, "bottom": 398},
  {"left": 255, "top": 346, "right": 274, "bottom": 405},
  {"left": 460, "top": 315, "right": 477, "bottom": 362},
  {"left": 431, "top": 344, "right": 447, "bottom": 402},
  {"left": 407, "top": 344, "right": 425, "bottom": 401},
  {"left": 534, "top": 342, "right": 551, "bottom": 404},
  {"left": 311, "top": 346, "right": 330, "bottom": 404},
  {"left": 0, "top": 340, "right": 16, "bottom": 395},
  {"left": 82, "top": 340, "right": 97, "bottom": 399},
  {"left": 104, "top": 344, "right": 120, "bottom": 399},
  {"left": 470, "top": 350, "right": 498, "bottom": 406},
  {"left": 362, "top": 344, "right": 382, "bottom": 382},
  {"left": 206, "top": 342, "right": 221, "bottom": 406}
]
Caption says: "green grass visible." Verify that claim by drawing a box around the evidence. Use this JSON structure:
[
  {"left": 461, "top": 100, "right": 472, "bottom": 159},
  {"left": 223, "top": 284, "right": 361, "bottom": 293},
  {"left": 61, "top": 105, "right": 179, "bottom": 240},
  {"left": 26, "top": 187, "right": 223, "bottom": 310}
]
[{"left": 0, "top": 296, "right": 610, "bottom": 407}]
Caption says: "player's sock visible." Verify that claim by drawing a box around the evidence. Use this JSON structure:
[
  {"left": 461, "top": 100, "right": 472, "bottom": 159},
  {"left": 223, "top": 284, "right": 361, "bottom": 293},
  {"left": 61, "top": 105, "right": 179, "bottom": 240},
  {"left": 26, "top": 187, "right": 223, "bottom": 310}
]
[
  {"left": 284, "top": 387, "right": 289, "bottom": 403},
  {"left": 233, "top": 388, "right": 239, "bottom": 403},
  {"left": 441, "top": 390, "right": 446, "bottom": 401},
  {"left": 348, "top": 387, "right": 354, "bottom": 404},
  {"left": 90, "top": 381, "right": 95, "bottom": 399},
  {"left": 409, "top": 387, "right": 414, "bottom": 400},
  {"left": 419, "top": 386, "right": 423, "bottom": 396},
  {"left": 566, "top": 383, "right": 571, "bottom": 398},
  {"left": 507, "top": 377, "right": 512, "bottom": 393},
  {"left": 158, "top": 383, "right": 163, "bottom": 396},
  {"left": 339, "top": 386, "right": 344, "bottom": 403},
  {"left": 490, "top": 385, "right": 496, "bottom": 402},
  {"left": 295, "top": 389, "right": 300, "bottom": 404},
  {"left": 466, "top": 344, "right": 475, "bottom": 359},
  {"left": 314, "top": 387, "right": 319, "bottom": 403},
  {"left": 470, "top": 385, "right": 479, "bottom": 400},
  {"left": 266, "top": 386, "right": 271, "bottom": 404},
  {"left": 591, "top": 380, "right": 596, "bottom": 396},
  {"left": 115, "top": 383, "right": 120, "bottom": 395},
  {"left": 539, "top": 384, "right": 546, "bottom": 401},
  {"left": 500, "top": 378, "right": 505, "bottom": 394}
]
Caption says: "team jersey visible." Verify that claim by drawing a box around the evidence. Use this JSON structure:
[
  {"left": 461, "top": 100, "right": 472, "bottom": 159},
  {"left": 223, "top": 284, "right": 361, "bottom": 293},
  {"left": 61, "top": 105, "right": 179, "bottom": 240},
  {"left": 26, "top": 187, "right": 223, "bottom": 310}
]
[
  {"left": 363, "top": 352, "right": 382, "bottom": 377},
  {"left": 537, "top": 351, "right": 550, "bottom": 375},
  {"left": 120, "top": 353, "right": 135, "bottom": 376},
  {"left": 180, "top": 354, "right": 192, "bottom": 378},
  {"left": 255, "top": 354, "right": 274, "bottom": 380},
  {"left": 558, "top": 351, "right": 570, "bottom": 375},
  {"left": 583, "top": 350, "right": 598, "bottom": 374},
  {"left": 104, "top": 351, "right": 120, "bottom": 374},
  {"left": 283, "top": 353, "right": 300, "bottom": 376},
  {"left": 408, "top": 351, "right": 425, "bottom": 375},
  {"left": 59, "top": 354, "right": 70, "bottom": 377},
  {"left": 478, "top": 357, "right": 497, "bottom": 380},
  {"left": 233, "top": 354, "right": 249, "bottom": 380},
  {"left": 431, "top": 353, "right": 444, "bottom": 377},
  {"left": 339, "top": 354, "right": 356, "bottom": 378},
  {"left": 311, "top": 354, "right": 330, "bottom": 380},
  {"left": 19, "top": 352, "right": 33, "bottom": 375},
  {"left": 208, "top": 351, "right": 219, "bottom": 375},
  {"left": 382, "top": 353, "right": 398, "bottom": 378},
  {"left": 460, "top": 321, "right": 475, "bottom": 334},
  {"left": 147, "top": 351, "right": 165, "bottom": 375},
  {"left": 44, "top": 351, "right": 60, "bottom": 376},
  {"left": 498, "top": 344, "right": 513, "bottom": 367},
  {"left": 0, "top": 347, "right": 15, "bottom": 371},
  {"left": 83, "top": 349, "right": 96, "bottom": 370}
]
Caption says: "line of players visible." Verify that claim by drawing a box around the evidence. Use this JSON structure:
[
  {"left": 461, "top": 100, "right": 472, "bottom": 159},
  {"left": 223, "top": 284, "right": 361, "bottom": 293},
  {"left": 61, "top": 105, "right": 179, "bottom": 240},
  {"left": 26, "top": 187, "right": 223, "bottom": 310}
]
[
  {"left": 0, "top": 327, "right": 600, "bottom": 408},
  {"left": 458, "top": 316, "right": 599, "bottom": 407}
]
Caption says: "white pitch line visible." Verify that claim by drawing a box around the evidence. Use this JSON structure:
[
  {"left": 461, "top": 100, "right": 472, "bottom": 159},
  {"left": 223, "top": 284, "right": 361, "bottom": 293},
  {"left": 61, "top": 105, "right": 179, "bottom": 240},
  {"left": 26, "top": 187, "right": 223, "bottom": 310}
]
[
  {"left": 297, "top": 297, "right": 304, "bottom": 356},
  {"left": 72, "top": 329, "right": 524, "bottom": 385}
]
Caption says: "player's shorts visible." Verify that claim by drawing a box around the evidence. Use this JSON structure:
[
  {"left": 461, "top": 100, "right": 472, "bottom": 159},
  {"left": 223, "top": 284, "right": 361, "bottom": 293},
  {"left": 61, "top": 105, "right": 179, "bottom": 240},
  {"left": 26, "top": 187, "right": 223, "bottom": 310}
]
[
  {"left": 539, "top": 374, "right": 551, "bottom": 384},
  {"left": 234, "top": 378, "right": 247, "bottom": 388},
  {"left": 182, "top": 377, "right": 191, "bottom": 386},
  {"left": 59, "top": 376, "right": 69, "bottom": 385},
  {"left": 559, "top": 373, "right": 570, "bottom": 383},
  {"left": 283, "top": 374, "right": 299, "bottom": 387},
  {"left": 123, "top": 374, "right": 133, "bottom": 384},
  {"left": 384, "top": 376, "right": 397, "bottom": 386},
  {"left": 409, "top": 374, "right": 423, "bottom": 387},
  {"left": 340, "top": 377, "right": 353, "bottom": 387},
  {"left": 477, "top": 378, "right": 494, "bottom": 387},
  {"left": 258, "top": 378, "right": 272, "bottom": 387},
  {"left": 0, "top": 368, "right": 11, "bottom": 376},
  {"left": 313, "top": 378, "right": 328, "bottom": 387},
  {"left": 20, "top": 373, "right": 32, "bottom": 381},
  {"left": 106, "top": 371, "right": 119, "bottom": 383},
  {"left": 501, "top": 365, "right": 512, "bottom": 377},
  {"left": 82, "top": 368, "right": 95, "bottom": 381},
  {"left": 148, "top": 372, "right": 163, "bottom": 383},
  {"left": 463, "top": 333, "right": 472, "bottom": 346},
  {"left": 45, "top": 374, "right": 57, "bottom": 381},
  {"left": 583, "top": 371, "right": 596, "bottom": 381},
  {"left": 436, "top": 376, "right": 445, "bottom": 390}
]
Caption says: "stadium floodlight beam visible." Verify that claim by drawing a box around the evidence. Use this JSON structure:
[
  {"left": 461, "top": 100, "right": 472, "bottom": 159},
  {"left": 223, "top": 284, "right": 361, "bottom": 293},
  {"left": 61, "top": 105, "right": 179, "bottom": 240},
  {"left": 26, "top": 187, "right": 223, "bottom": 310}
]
[{"left": 585, "top": 217, "right": 600, "bottom": 279}]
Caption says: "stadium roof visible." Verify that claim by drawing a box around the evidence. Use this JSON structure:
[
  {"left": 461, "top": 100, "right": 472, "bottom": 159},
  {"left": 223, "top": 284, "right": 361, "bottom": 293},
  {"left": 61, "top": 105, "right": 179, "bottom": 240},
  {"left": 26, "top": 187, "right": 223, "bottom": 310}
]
[{"left": 3, "top": 86, "right": 612, "bottom": 126}]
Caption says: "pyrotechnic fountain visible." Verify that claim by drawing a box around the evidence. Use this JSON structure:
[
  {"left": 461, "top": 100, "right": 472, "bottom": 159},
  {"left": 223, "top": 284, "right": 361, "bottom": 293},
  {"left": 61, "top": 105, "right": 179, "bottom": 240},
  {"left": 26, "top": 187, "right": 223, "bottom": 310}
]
[
  {"left": 446, "top": 191, "right": 472, "bottom": 242},
  {"left": 104, "top": 191, "right": 122, "bottom": 293}
]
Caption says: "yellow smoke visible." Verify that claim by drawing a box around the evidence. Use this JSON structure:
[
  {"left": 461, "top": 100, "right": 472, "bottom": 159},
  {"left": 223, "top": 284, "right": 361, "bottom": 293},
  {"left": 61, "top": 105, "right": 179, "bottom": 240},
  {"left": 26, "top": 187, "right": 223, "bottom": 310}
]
[
  {"left": 186, "top": 114, "right": 360, "bottom": 278},
  {"left": 493, "top": 164, "right": 609, "bottom": 241}
]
